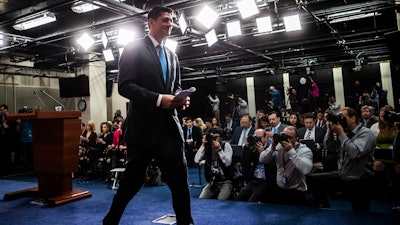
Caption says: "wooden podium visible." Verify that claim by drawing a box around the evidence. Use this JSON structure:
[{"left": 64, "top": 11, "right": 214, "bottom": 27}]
[{"left": 3, "top": 111, "right": 92, "bottom": 206}]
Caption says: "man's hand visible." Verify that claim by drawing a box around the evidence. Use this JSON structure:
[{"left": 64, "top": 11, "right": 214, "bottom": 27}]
[
  {"left": 161, "top": 95, "right": 190, "bottom": 109},
  {"left": 329, "top": 122, "right": 344, "bottom": 135},
  {"left": 254, "top": 141, "right": 264, "bottom": 153},
  {"left": 280, "top": 140, "right": 293, "bottom": 152}
]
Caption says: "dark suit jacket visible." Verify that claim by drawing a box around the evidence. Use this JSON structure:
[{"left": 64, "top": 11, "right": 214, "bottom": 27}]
[
  {"left": 230, "top": 126, "right": 255, "bottom": 145},
  {"left": 118, "top": 35, "right": 184, "bottom": 145},
  {"left": 265, "top": 123, "right": 287, "bottom": 134},
  {"left": 222, "top": 120, "right": 239, "bottom": 140},
  {"left": 183, "top": 125, "right": 202, "bottom": 149},
  {"left": 298, "top": 126, "right": 326, "bottom": 148}
]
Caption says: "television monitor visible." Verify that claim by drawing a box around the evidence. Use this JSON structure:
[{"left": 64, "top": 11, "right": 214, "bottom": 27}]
[{"left": 59, "top": 75, "right": 90, "bottom": 98}]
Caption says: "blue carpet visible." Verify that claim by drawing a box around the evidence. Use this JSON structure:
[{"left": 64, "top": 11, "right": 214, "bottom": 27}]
[{"left": 0, "top": 169, "right": 399, "bottom": 225}]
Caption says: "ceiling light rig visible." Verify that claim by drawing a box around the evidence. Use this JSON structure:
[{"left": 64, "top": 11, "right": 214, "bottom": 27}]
[{"left": 13, "top": 12, "right": 57, "bottom": 30}]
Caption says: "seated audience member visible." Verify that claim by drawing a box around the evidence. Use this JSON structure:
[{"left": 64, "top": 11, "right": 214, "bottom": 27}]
[
  {"left": 254, "top": 110, "right": 266, "bottom": 129},
  {"left": 89, "top": 122, "right": 113, "bottom": 176},
  {"left": 222, "top": 113, "right": 238, "bottom": 141},
  {"left": 108, "top": 119, "right": 126, "bottom": 168},
  {"left": 211, "top": 117, "right": 222, "bottom": 129},
  {"left": 236, "top": 129, "right": 277, "bottom": 202},
  {"left": 298, "top": 112, "right": 327, "bottom": 163},
  {"left": 195, "top": 128, "right": 234, "bottom": 200},
  {"left": 264, "top": 111, "right": 287, "bottom": 146},
  {"left": 360, "top": 105, "right": 377, "bottom": 128},
  {"left": 325, "top": 107, "right": 375, "bottom": 211},
  {"left": 79, "top": 120, "right": 97, "bottom": 179},
  {"left": 193, "top": 117, "right": 207, "bottom": 136},
  {"left": 288, "top": 112, "right": 304, "bottom": 128},
  {"left": 259, "top": 126, "right": 313, "bottom": 205},
  {"left": 370, "top": 106, "right": 397, "bottom": 197},
  {"left": 259, "top": 115, "right": 269, "bottom": 130},
  {"left": 315, "top": 110, "right": 326, "bottom": 128},
  {"left": 203, "top": 118, "right": 213, "bottom": 135},
  {"left": 356, "top": 91, "right": 378, "bottom": 115},
  {"left": 230, "top": 114, "right": 255, "bottom": 146}
]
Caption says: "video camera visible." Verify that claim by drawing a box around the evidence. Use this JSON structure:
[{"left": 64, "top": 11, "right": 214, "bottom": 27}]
[
  {"left": 326, "top": 113, "right": 347, "bottom": 129},
  {"left": 272, "top": 132, "right": 291, "bottom": 143},
  {"left": 383, "top": 110, "right": 400, "bottom": 123},
  {"left": 247, "top": 135, "right": 261, "bottom": 146}
]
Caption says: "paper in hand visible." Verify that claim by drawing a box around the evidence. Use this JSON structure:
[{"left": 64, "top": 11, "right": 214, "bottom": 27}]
[{"left": 174, "top": 87, "right": 196, "bottom": 101}]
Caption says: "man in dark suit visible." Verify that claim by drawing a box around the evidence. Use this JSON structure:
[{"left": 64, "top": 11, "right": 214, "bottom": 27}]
[
  {"left": 222, "top": 113, "right": 238, "bottom": 141},
  {"left": 183, "top": 117, "right": 202, "bottom": 168},
  {"left": 103, "top": 7, "right": 193, "bottom": 225},
  {"left": 298, "top": 112, "right": 326, "bottom": 163},
  {"left": 230, "top": 114, "right": 255, "bottom": 146},
  {"left": 264, "top": 111, "right": 287, "bottom": 147}
]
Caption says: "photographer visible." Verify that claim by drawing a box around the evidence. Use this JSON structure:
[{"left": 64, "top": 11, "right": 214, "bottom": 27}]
[
  {"left": 194, "top": 128, "right": 234, "bottom": 200},
  {"left": 235, "top": 129, "right": 277, "bottom": 202},
  {"left": 356, "top": 91, "right": 377, "bottom": 115},
  {"left": 259, "top": 126, "right": 313, "bottom": 205},
  {"left": 269, "top": 85, "right": 282, "bottom": 111},
  {"left": 324, "top": 107, "right": 375, "bottom": 211},
  {"left": 235, "top": 97, "right": 249, "bottom": 118},
  {"left": 328, "top": 96, "right": 341, "bottom": 115},
  {"left": 208, "top": 94, "right": 220, "bottom": 122}
]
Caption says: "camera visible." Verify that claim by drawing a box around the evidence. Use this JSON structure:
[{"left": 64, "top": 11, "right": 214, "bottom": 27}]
[
  {"left": 360, "top": 95, "right": 367, "bottom": 101},
  {"left": 272, "top": 132, "right": 291, "bottom": 143},
  {"left": 247, "top": 135, "right": 261, "bottom": 146},
  {"left": 206, "top": 133, "right": 218, "bottom": 143},
  {"left": 326, "top": 113, "right": 347, "bottom": 128},
  {"left": 384, "top": 110, "right": 400, "bottom": 123}
]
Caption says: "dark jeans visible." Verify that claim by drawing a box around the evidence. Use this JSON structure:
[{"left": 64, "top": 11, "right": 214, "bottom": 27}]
[{"left": 341, "top": 176, "right": 373, "bottom": 212}]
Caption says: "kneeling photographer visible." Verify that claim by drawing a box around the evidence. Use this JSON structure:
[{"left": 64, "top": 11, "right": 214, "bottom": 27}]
[
  {"left": 259, "top": 126, "right": 313, "bottom": 205},
  {"left": 194, "top": 128, "right": 234, "bottom": 200},
  {"left": 324, "top": 107, "right": 375, "bottom": 211},
  {"left": 235, "top": 129, "right": 278, "bottom": 202}
]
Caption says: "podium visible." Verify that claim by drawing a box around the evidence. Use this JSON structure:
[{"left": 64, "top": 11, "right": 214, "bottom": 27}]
[{"left": 3, "top": 111, "right": 92, "bottom": 206}]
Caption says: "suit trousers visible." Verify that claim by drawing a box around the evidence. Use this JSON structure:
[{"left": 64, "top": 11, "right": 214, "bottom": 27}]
[{"left": 103, "top": 123, "right": 193, "bottom": 225}]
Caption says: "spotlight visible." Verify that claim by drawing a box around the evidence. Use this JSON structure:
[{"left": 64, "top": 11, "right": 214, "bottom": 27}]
[
  {"left": 77, "top": 33, "right": 95, "bottom": 50},
  {"left": 103, "top": 49, "right": 114, "bottom": 62},
  {"left": 237, "top": 0, "right": 259, "bottom": 19},
  {"left": 205, "top": 29, "right": 218, "bottom": 47},
  {"left": 256, "top": 16, "right": 272, "bottom": 33},
  {"left": 165, "top": 39, "right": 178, "bottom": 53},
  {"left": 178, "top": 13, "right": 188, "bottom": 35},
  {"left": 117, "top": 29, "right": 135, "bottom": 46},
  {"left": 196, "top": 5, "right": 219, "bottom": 29},
  {"left": 227, "top": 21, "right": 241, "bottom": 37},
  {"left": 284, "top": 14, "right": 301, "bottom": 32},
  {"left": 101, "top": 31, "right": 109, "bottom": 49}
]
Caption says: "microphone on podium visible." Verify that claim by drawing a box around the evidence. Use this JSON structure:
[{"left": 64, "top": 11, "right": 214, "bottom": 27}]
[
  {"left": 33, "top": 90, "right": 47, "bottom": 110},
  {"left": 40, "top": 90, "right": 66, "bottom": 111}
]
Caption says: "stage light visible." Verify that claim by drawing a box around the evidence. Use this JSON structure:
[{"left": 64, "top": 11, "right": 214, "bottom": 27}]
[
  {"left": 117, "top": 29, "right": 135, "bottom": 46},
  {"left": 77, "top": 33, "right": 95, "bottom": 50},
  {"left": 256, "top": 16, "right": 272, "bottom": 33},
  {"left": 178, "top": 13, "right": 188, "bottom": 35},
  {"left": 237, "top": 0, "right": 259, "bottom": 19},
  {"left": 0, "top": 33, "right": 3, "bottom": 46},
  {"left": 119, "top": 47, "right": 124, "bottom": 56},
  {"left": 227, "top": 21, "right": 241, "bottom": 37},
  {"left": 205, "top": 29, "right": 218, "bottom": 47},
  {"left": 13, "top": 12, "right": 56, "bottom": 30},
  {"left": 284, "top": 14, "right": 301, "bottom": 32},
  {"left": 196, "top": 5, "right": 219, "bottom": 29},
  {"left": 101, "top": 30, "right": 108, "bottom": 49},
  {"left": 165, "top": 39, "right": 178, "bottom": 53},
  {"left": 103, "top": 49, "right": 114, "bottom": 62}
]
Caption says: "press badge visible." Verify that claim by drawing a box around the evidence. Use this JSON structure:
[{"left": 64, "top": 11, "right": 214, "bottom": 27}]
[{"left": 281, "top": 175, "right": 287, "bottom": 185}]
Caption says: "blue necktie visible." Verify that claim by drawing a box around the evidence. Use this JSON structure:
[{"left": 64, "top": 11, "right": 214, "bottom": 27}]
[{"left": 157, "top": 45, "right": 167, "bottom": 84}]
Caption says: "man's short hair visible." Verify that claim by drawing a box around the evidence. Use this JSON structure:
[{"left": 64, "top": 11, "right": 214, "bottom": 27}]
[
  {"left": 343, "top": 107, "right": 358, "bottom": 120},
  {"left": 209, "top": 128, "right": 223, "bottom": 136},
  {"left": 185, "top": 117, "right": 193, "bottom": 122},
  {"left": 361, "top": 105, "right": 374, "bottom": 114},
  {"left": 302, "top": 112, "right": 315, "bottom": 120},
  {"left": 268, "top": 111, "right": 280, "bottom": 118},
  {"left": 241, "top": 114, "right": 252, "bottom": 121},
  {"left": 148, "top": 6, "right": 173, "bottom": 21}
]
